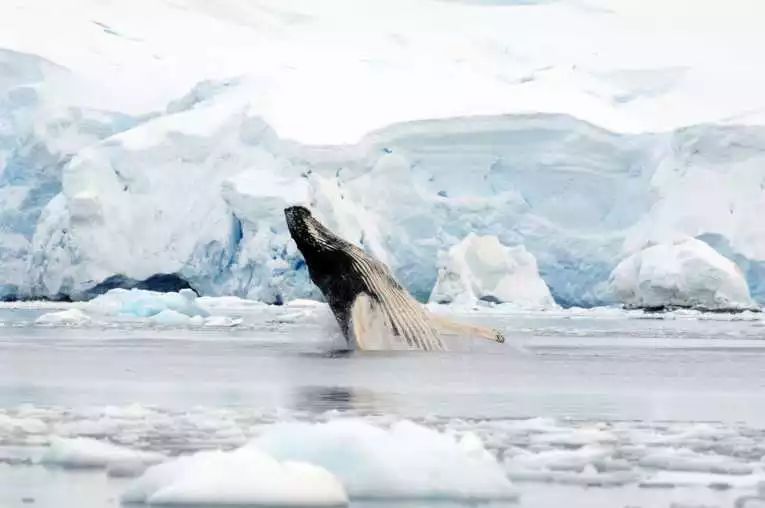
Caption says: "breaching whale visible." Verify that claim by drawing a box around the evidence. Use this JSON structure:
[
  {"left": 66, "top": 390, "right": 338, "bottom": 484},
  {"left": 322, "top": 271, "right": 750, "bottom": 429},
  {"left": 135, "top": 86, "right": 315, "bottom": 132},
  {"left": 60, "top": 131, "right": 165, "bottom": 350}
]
[{"left": 285, "top": 206, "right": 505, "bottom": 351}]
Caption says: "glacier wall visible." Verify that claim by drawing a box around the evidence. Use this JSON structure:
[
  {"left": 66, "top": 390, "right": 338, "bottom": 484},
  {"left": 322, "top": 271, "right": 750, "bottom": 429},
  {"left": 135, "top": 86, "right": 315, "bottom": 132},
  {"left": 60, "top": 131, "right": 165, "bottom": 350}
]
[
  {"left": 2, "top": 65, "right": 765, "bottom": 306},
  {"left": 0, "top": 50, "right": 138, "bottom": 299}
]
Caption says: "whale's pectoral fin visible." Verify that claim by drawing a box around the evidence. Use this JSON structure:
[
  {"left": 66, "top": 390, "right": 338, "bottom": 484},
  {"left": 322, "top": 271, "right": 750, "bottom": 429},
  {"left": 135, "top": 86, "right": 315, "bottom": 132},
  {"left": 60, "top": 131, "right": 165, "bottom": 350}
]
[{"left": 429, "top": 314, "right": 505, "bottom": 344}]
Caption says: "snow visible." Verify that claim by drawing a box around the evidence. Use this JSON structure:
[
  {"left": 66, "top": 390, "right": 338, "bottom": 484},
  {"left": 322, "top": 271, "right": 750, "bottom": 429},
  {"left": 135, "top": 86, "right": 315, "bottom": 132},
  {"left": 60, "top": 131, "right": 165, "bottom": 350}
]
[
  {"left": 253, "top": 419, "right": 518, "bottom": 500},
  {"left": 429, "top": 233, "right": 556, "bottom": 309},
  {"left": 122, "top": 447, "right": 348, "bottom": 507},
  {"left": 41, "top": 437, "right": 164, "bottom": 469},
  {"left": 610, "top": 238, "right": 759, "bottom": 311},
  {"left": 0, "top": 0, "right": 764, "bottom": 308}
]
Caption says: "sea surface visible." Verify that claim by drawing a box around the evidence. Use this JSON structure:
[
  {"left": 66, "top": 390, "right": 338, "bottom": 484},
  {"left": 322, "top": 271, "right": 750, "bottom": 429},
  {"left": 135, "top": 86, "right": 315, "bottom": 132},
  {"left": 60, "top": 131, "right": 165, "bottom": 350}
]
[{"left": 1, "top": 304, "right": 764, "bottom": 508}]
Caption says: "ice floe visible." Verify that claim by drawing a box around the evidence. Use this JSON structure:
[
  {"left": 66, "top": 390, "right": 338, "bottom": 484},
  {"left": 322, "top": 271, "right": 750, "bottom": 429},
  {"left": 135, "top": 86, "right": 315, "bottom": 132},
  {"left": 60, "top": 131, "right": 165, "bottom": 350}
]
[
  {"left": 122, "top": 447, "right": 348, "bottom": 506},
  {"left": 41, "top": 436, "right": 164, "bottom": 469},
  {"left": 253, "top": 418, "right": 518, "bottom": 500},
  {"left": 35, "top": 308, "right": 91, "bottom": 325},
  {"left": 1, "top": 405, "right": 765, "bottom": 503}
]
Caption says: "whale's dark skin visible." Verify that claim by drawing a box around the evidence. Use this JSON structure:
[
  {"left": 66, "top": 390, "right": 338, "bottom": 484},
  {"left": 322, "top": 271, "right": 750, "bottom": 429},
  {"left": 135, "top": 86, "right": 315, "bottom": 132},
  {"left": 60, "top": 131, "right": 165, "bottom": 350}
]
[
  {"left": 284, "top": 205, "right": 400, "bottom": 341},
  {"left": 284, "top": 205, "right": 505, "bottom": 350}
]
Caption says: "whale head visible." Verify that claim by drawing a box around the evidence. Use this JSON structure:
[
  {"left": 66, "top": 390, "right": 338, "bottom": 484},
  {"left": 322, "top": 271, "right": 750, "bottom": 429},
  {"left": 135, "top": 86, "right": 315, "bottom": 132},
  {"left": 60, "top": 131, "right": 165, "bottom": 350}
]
[{"left": 284, "top": 206, "right": 345, "bottom": 254}]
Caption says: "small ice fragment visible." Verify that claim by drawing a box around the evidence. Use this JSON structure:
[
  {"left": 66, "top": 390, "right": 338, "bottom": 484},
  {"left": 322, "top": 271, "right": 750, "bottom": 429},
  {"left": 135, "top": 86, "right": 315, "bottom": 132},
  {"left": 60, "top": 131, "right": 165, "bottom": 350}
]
[
  {"left": 203, "top": 315, "right": 243, "bottom": 327},
  {"left": 35, "top": 309, "right": 91, "bottom": 325},
  {"left": 41, "top": 437, "right": 164, "bottom": 469}
]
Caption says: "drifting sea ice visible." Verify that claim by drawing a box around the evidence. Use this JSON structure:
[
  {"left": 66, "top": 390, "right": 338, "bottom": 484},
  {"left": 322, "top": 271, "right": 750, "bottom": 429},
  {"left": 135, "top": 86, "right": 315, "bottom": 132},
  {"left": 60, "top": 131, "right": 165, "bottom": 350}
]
[
  {"left": 34, "top": 308, "right": 91, "bottom": 325},
  {"left": 41, "top": 436, "right": 164, "bottom": 469},
  {"left": 122, "top": 448, "right": 348, "bottom": 507},
  {"left": 86, "top": 288, "right": 209, "bottom": 318},
  {"left": 252, "top": 418, "right": 518, "bottom": 501}
]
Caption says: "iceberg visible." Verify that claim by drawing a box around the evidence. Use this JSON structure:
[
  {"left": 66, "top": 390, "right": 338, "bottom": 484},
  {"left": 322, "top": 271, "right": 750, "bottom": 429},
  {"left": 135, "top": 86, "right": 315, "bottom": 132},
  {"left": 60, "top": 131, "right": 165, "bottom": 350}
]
[
  {"left": 429, "top": 233, "right": 556, "bottom": 309},
  {"left": 122, "top": 447, "right": 348, "bottom": 507},
  {"left": 253, "top": 419, "right": 517, "bottom": 500},
  {"left": 35, "top": 308, "right": 91, "bottom": 325},
  {"left": 85, "top": 288, "right": 208, "bottom": 318},
  {"left": 609, "top": 238, "right": 759, "bottom": 312}
]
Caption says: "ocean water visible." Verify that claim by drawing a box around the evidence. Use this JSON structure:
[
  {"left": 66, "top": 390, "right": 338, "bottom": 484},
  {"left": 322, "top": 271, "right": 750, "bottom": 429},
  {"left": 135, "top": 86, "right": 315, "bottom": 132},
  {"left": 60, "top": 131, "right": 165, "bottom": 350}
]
[{"left": 1, "top": 304, "right": 764, "bottom": 508}]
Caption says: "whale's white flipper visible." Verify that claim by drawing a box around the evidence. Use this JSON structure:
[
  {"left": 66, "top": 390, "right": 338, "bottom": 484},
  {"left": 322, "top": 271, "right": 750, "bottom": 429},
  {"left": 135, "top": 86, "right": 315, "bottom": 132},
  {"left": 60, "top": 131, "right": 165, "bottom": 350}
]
[{"left": 429, "top": 314, "right": 506, "bottom": 344}]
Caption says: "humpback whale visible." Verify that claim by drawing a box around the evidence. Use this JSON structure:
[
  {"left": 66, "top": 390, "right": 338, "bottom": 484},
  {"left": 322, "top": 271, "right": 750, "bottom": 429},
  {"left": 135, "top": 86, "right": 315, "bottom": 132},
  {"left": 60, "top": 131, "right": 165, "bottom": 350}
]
[{"left": 284, "top": 206, "right": 505, "bottom": 351}]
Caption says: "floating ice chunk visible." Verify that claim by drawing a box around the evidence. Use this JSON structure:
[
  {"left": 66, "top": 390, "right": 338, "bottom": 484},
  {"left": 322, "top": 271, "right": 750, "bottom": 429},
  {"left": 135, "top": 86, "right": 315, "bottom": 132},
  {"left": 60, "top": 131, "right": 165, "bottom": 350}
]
[
  {"left": 35, "top": 308, "right": 91, "bottom": 325},
  {"left": 505, "top": 445, "right": 613, "bottom": 471},
  {"left": 253, "top": 419, "right": 518, "bottom": 500},
  {"left": 640, "top": 470, "right": 765, "bottom": 490},
  {"left": 197, "top": 295, "right": 267, "bottom": 312},
  {"left": 610, "top": 238, "right": 759, "bottom": 311},
  {"left": 100, "top": 403, "right": 157, "bottom": 420},
  {"left": 639, "top": 448, "right": 754, "bottom": 475},
  {"left": 87, "top": 288, "right": 208, "bottom": 318},
  {"left": 41, "top": 437, "right": 164, "bottom": 469},
  {"left": 0, "top": 414, "right": 48, "bottom": 435},
  {"left": 53, "top": 417, "right": 127, "bottom": 438},
  {"left": 122, "top": 447, "right": 348, "bottom": 506},
  {"left": 529, "top": 425, "right": 618, "bottom": 447},
  {"left": 507, "top": 464, "right": 637, "bottom": 486},
  {"left": 429, "top": 234, "right": 556, "bottom": 310},
  {"left": 149, "top": 309, "right": 192, "bottom": 326},
  {"left": 203, "top": 315, "right": 243, "bottom": 327}
]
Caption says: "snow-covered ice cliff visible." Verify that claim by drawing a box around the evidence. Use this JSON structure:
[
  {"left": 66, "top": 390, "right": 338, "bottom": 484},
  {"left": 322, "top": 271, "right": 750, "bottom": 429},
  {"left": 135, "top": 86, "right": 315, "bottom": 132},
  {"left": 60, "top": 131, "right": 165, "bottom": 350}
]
[{"left": 1, "top": 0, "right": 764, "bottom": 307}]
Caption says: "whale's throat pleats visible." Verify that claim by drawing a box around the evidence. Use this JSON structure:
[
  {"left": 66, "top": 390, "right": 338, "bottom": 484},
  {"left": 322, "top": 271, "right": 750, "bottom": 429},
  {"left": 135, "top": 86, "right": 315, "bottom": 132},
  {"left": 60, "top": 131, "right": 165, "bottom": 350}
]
[{"left": 346, "top": 246, "right": 445, "bottom": 352}]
